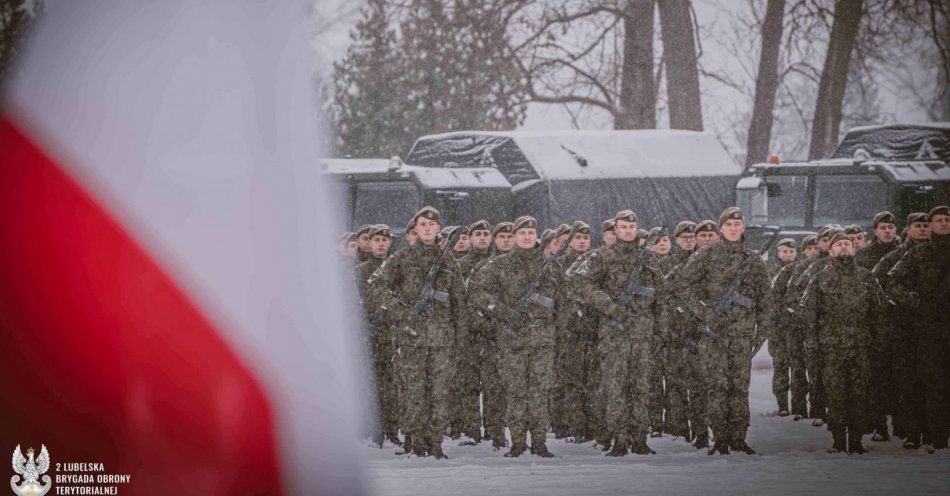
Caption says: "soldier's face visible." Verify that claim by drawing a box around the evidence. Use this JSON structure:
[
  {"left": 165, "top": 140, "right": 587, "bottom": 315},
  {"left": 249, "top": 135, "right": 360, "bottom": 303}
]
[
  {"left": 849, "top": 233, "right": 866, "bottom": 249},
  {"left": 908, "top": 221, "right": 931, "bottom": 241},
  {"left": 830, "top": 239, "right": 855, "bottom": 257},
  {"left": 515, "top": 228, "right": 537, "bottom": 249},
  {"left": 650, "top": 236, "right": 671, "bottom": 255},
  {"left": 602, "top": 230, "right": 616, "bottom": 245},
  {"left": 803, "top": 245, "right": 818, "bottom": 258},
  {"left": 470, "top": 230, "right": 491, "bottom": 249},
  {"left": 570, "top": 233, "right": 590, "bottom": 252},
  {"left": 454, "top": 234, "right": 471, "bottom": 252},
  {"left": 931, "top": 214, "right": 950, "bottom": 235},
  {"left": 415, "top": 217, "right": 440, "bottom": 244},
  {"left": 346, "top": 241, "right": 358, "bottom": 256},
  {"left": 615, "top": 219, "right": 638, "bottom": 242},
  {"left": 495, "top": 232, "right": 515, "bottom": 252},
  {"left": 777, "top": 246, "right": 796, "bottom": 263},
  {"left": 675, "top": 233, "right": 696, "bottom": 251},
  {"left": 357, "top": 232, "right": 370, "bottom": 252},
  {"left": 720, "top": 219, "right": 745, "bottom": 242},
  {"left": 818, "top": 237, "right": 831, "bottom": 251},
  {"left": 370, "top": 235, "right": 391, "bottom": 257},
  {"left": 696, "top": 231, "right": 719, "bottom": 247},
  {"left": 874, "top": 223, "right": 897, "bottom": 243}
]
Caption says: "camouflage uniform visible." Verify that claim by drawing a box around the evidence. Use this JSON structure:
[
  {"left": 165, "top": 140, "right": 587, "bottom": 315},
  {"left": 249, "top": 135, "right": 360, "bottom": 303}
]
[
  {"left": 567, "top": 247, "right": 609, "bottom": 444},
  {"left": 572, "top": 221, "right": 668, "bottom": 454},
  {"left": 771, "top": 258, "right": 809, "bottom": 417},
  {"left": 887, "top": 220, "right": 950, "bottom": 450},
  {"left": 552, "top": 247, "right": 591, "bottom": 439},
  {"left": 663, "top": 246, "right": 702, "bottom": 442},
  {"left": 368, "top": 215, "right": 464, "bottom": 457},
  {"left": 676, "top": 210, "right": 771, "bottom": 452},
  {"left": 469, "top": 228, "right": 561, "bottom": 456},
  {"left": 801, "top": 245, "right": 887, "bottom": 453}
]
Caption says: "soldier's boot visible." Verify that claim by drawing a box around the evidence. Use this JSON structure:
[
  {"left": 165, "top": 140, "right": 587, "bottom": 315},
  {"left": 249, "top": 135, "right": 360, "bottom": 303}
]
[
  {"left": 672, "top": 422, "right": 692, "bottom": 441},
  {"left": 530, "top": 439, "right": 555, "bottom": 458},
  {"left": 729, "top": 438, "right": 756, "bottom": 455},
  {"left": 411, "top": 437, "right": 429, "bottom": 458},
  {"left": 902, "top": 433, "right": 921, "bottom": 450},
  {"left": 847, "top": 433, "right": 867, "bottom": 455},
  {"left": 429, "top": 441, "right": 448, "bottom": 460},
  {"left": 693, "top": 430, "right": 709, "bottom": 450},
  {"left": 458, "top": 425, "right": 480, "bottom": 446},
  {"left": 504, "top": 443, "right": 527, "bottom": 458},
  {"left": 777, "top": 399, "right": 789, "bottom": 417},
  {"left": 386, "top": 431, "right": 402, "bottom": 447},
  {"left": 811, "top": 417, "right": 825, "bottom": 427},
  {"left": 605, "top": 435, "right": 628, "bottom": 457},
  {"left": 707, "top": 432, "right": 730, "bottom": 455},
  {"left": 490, "top": 427, "right": 507, "bottom": 450},
  {"left": 630, "top": 433, "right": 656, "bottom": 455},
  {"left": 871, "top": 419, "right": 889, "bottom": 442},
  {"left": 827, "top": 428, "right": 846, "bottom": 453}
]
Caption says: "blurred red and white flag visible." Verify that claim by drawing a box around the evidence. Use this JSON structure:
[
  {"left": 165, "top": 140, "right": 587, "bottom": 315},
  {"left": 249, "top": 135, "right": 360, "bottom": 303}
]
[{"left": 1, "top": 1, "right": 365, "bottom": 494}]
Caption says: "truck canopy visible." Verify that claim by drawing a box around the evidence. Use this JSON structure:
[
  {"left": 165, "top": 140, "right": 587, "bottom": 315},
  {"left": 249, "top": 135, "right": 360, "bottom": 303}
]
[{"left": 831, "top": 123, "right": 950, "bottom": 161}]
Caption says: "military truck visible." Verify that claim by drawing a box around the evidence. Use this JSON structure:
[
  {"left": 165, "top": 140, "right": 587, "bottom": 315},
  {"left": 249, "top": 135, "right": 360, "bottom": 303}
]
[
  {"left": 736, "top": 123, "right": 950, "bottom": 248},
  {"left": 324, "top": 130, "right": 742, "bottom": 238}
]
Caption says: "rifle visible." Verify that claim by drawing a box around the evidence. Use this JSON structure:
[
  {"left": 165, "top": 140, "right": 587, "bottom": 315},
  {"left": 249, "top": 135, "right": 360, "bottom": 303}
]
[
  {"left": 499, "top": 231, "right": 576, "bottom": 336},
  {"left": 408, "top": 227, "right": 461, "bottom": 319},
  {"left": 710, "top": 226, "right": 781, "bottom": 316},
  {"left": 606, "top": 229, "right": 666, "bottom": 328}
]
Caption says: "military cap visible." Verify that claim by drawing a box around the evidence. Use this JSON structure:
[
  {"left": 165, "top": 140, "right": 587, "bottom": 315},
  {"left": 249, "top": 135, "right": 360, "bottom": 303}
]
[
  {"left": 469, "top": 219, "right": 492, "bottom": 234},
  {"left": 513, "top": 216, "right": 538, "bottom": 232},
  {"left": 368, "top": 224, "right": 392, "bottom": 238},
  {"left": 413, "top": 206, "right": 440, "bottom": 222},
  {"left": 674, "top": 221, "right": 697, "bottom": 238},
  {"left": 828, "top": 232, "right": 852, "bottom": 247},
  {"left": 872, "top": 211, "right": 896, "bottom": 227},
  {"left": 637, "top": 228, "right": 649, "bottom": 241},
  {"left": 816, "top": 225, "right": 833, "bottom": 240},
  {"left": 602, "top": 219, "right": 616, "bottom": 232},
  {"left": 437, "top": 225, "right": 461, "bottom": 241},
  {"left": 555, "top": 223, "right": 571, "bottom": 237},
  {"left": 406, "top": 218, "right": 417, "bottom": 232},
  {"left": 338, "top": 232, "right": 355, "bottom": 243},
  {"left": 569, "top": 220, "right": 590, "bottom": 238},
  {"left": 801, "top": 235, "right": 817, "bottom": 248},
  {"left": 825, "top": 227, "right": 845, "bottom": 241},
  {"left": 843, "top": 224, "right": 863, "bottom": 235},
  {"left": 614, "top": 209, "right": 638, "bottom": 223},
  {"left": 356, "top": 224, "right": 373, "bottom": 236},
  {"left": 647, "top": 226, "right": 668, "bottom": 243},
  {"left": 718, "top": 207, "right": 744, "bottom": 226},
  {"left": 777, "top": 237, "right": 797, "bottom": 249},
  {"left": 906, "top": 212, "right": 930, "bottom": 225},
  {"left": 492, "top": 222, "right": 514, "bottom": 235},
  {"left": 695, "top": 220, "right": 718, "bottom": 234},
  {"left": 928, "top": 205, "right": 949, "bottom": 218},
  {"left": 539, "top": 229, "right": 557, "bottom": 249}
]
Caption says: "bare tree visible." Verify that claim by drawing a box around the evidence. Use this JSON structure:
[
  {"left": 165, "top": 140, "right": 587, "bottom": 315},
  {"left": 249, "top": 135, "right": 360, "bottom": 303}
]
[
  {"left": 658, "top": 0, "right": 703, "bottom": 130},
  {"left": 617, "top": 0, "right": 656, "bottom": 129},
  {"left": 745, "top": 0, "right": 786, "bottom": 166}
]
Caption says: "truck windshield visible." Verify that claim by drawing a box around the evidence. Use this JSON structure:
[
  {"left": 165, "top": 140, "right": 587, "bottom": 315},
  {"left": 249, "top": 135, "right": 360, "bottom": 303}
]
[
  {"left": 353, "top": 182, "right": 421, "bottom": 230},
  {"left": 764, "top": 175, "right": 808, "bottom": 227},
  {"left": 813, "top": 175, "right": 888, "bottom": 226}
]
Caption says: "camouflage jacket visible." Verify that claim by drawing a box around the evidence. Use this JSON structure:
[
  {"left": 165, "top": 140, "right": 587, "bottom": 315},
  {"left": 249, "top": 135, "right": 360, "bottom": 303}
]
[
  {"left": 855, "top": 239, "right": 899, "bottom": 270},
  {"left": 871, "top": 238, "right": 923, "bottom": 289},
  {"left": 469, "top": 245, "right": 563, "bottom": 347},
  {"left": 367, "top": 241, "right": 464, "bottom": 347},
  {"left": 675, "top": 238, "right": 771, "bottom": 336},
  {"left": 571, "top": 239, "right": 668, "bottom": 341},
  {"left": 785, "top": 254, "right": 824, "bottom": 308},
  {"left": 887, "top": 234, "right": 950, "bottom": 336},
  {"left": 800, "top": 257, "right": 887, "bottom": 355},
  {"left": 457, "top": 247, "right": 493, "bottom": 284},
  {"left": 354, "top": 256, "right": 385, "bottom": 316}
]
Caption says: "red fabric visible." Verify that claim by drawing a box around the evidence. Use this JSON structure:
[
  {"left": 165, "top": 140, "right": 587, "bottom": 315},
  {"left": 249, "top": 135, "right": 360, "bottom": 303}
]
[{"left": 0, "top": 116, "right": 282, "bottom": 495}]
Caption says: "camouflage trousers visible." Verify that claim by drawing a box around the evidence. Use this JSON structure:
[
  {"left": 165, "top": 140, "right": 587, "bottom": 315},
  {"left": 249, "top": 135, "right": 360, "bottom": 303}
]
[
  {"left": 820, "top": 347, "right": 870, "bottom": 433},
  {"left": 701, "top": 333, "right": 752, "bottom": 442},
  {"left": 648, "top": 339, "right": 669, "bottom": 433},
  {"left": 585, "top": 333, "right": 607, "bottom": 442},
  {"left": 599, "top": 333, "right": 652, "bottom": 438},
  {"left": 372, "top": 333, "right": 399, "bottom": 438},
  {"left": 500, "top": 345, "right": 554, "bottom": 447},
  {"left": 552, "top": 330, "right": 589, "bottom": 437},
  {"left": 451, "top": 333, "right": 483, "bottom": 439},
  {"left": 396, "top": 344, "right": 454, "bottom": 446},
  {"left": 666, "top": 340, "right": 703, "bottom": 438},
  {"left": 771, "top": 326, "right": 809, "bottom": 416},
  {"left": 480, "top": 340, "right": 508, "bottom": 442}
]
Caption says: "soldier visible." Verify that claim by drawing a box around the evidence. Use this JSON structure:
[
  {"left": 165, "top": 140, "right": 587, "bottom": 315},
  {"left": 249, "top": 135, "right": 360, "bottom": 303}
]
[
  {"left": 573, "top": 210, "right": 668, "bottom": 456},
  {"left": 457, "top": 220, "right": 493, "bottom": 282},
  {"left": 338, "top": 232, "right": 358, "bottom": 263},
  {"left": 452, "top": 226, "right": 471, "bottom": 257},
  {"left": 855, "top": 211, "right": 899, "bottom": 270},
  {"left": 648, "top": 227, "right": 673, "bottom": 274},
  {"left": 368, "top": 207, "right": 464, "bottom": 459},
  {"left": 801, "top": 232, "right": 887, "bottom": 454},
  {"left": 771, "top": 235, "right": 816, "bottom": 418},
  {"left": 469, "top": 216, "right": 561, "bottom": 457},
  {"left": 845, "top": 224, "right": 868, "bottom": 251},
  {"left": 664, "top": 221, "right": 701, "bottom": 443},
  {"left": 887, "top": 205, "right": 950, "bottom": 451},
  {"left": 771, "top": 238, "right": 797, "bottom": 278},
  {"left": 541, "top": 229, "right": 559, "bottom": 258},
  {"left": 551, "top": 223, "right": 571, "bottom": 253},
  {"left": 766, "top": 238, "right": 797, "bottom": 415},
  {"left": 637, "top": 228, "right": 650, "bottom": 246},
  {"left": 645, "top": 226, "right": 672, "bottom": 436},
  {"left": 404, "top": 219, "right": 418, "bottom": 248},
  {"left": 601, "top": 219, "right": 617, "bottom": 246},
  {"left": 695, "top": 220, "right": 720, "bottom": 248},
  {"left": 356, "top": 224, "right": 374, "bottom": 262},
  {"left": 676, "top": 207, "right": 771, "bottom": 455}
]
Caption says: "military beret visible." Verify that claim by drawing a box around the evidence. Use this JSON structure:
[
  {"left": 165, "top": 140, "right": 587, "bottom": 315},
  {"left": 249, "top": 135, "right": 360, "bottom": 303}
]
[
  {"left": 614, "top": 209, "right": 638, "bottom": 223},
  {"left": 569, "top": 220, "right": 590, "bottom": 238},
  {"left": 539, "top": 229, "right": 557, "bottom": 249},
  {"left": 513, "top": 216, "right": 538, "bottom": 232},
  {"left": 492, "top": 222, "right": 514, "bottom": 235},
  {"left": 674, "top": 221, "right": 698, "bottom": 238},
  {"left": 816, "top": 225, "right": 833, "bottom": 239},
  {"left": 843, "top": 224, "right": 863, "bottom": 235},
  {"left": 413, "top": 206, "right": 440, "bottom": 222},
  {"left": 356, "top": 224, "right": 373, "bottom": 236},
  {"left": 828, "top": 232, "right": 852, "bottom": 247},
  {"left": 825, "top": 227, "right": 845, "bottom": 241},
  {"left": 469, "top": 219, "right": 491, "bottom": 234},
  {"left": 906, "top": 212, "right": 930, "bottom": 225},
  {"left": 647, "top": 227, "right": 668, "bottom": 244},
  {"left": 872, "top": 211, "right": 896, "bottom": 227},
  {"left": 637, "top": 228, "right": 649, "bottom": 241},
  {"left": 602, "top": 219, "right": 616, "bottom": 232},
  {"left": 695, "top": 220, "right": 718, "bottom": 234},
  {"left": 928, "top": 205, "right": 949, "bottom": 218},
  {"left": 406, "top": 218, "right": 417, "bottom": 232},
  {"left": 437, "top": 225, "right": 461, "bottom": 241},
  {"left": 338, "top": 232, "right": 355, "bottom": 243},
  {"left": 555, "top": 223, "right": 571, "bottom": 237},
  {"left": 718, "top": 207, "right": 744, "bottom": 226},
  {"left": 777, "top": 238, "right": 797, "bottom": 249},
  {"left": 801, "top": 235, "right": 817, "bottom": 248},
  {"left": 368, "top": 224, "right": 392, "bottom": 238}
]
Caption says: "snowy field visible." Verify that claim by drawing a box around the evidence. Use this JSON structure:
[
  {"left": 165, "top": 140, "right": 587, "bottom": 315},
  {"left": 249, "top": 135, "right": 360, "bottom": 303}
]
[{"left": 360, "top": 344, "right": 950, "bottom": 496}]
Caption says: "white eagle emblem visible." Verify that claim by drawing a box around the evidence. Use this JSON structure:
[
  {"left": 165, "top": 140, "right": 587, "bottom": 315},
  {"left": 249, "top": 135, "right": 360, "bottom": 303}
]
[{"left": 11, "top": 445, "right": 51, "bottom": 496}]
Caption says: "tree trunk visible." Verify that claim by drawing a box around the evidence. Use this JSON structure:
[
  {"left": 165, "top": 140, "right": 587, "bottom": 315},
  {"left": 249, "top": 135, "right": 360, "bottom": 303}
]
[
  {"left": 745, "top": 0, "right": 786, "bottom": 166},
  {"left": 808, "top": 0, "right": 864, "bottom": 160},
  {"left": 616, "top": 0, "right": 656, "bottom": 129},
  {"left": 658, "top": 0, "right": 703, "bottom": 131}
]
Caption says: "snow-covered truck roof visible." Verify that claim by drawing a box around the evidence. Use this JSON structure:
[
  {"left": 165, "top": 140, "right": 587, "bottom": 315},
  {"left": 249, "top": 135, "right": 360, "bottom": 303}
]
[
  {"left": 831, "top": 122, "right": 949, "bottom": 162},
  {"left": 406, "top": 130, "right": 741, "bottom": 185}
]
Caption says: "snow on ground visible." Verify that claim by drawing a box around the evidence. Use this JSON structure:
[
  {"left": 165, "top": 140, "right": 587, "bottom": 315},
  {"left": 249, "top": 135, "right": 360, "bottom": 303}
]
[{"left": 360, "top": 345, "right": 950, "bottom": 496}]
